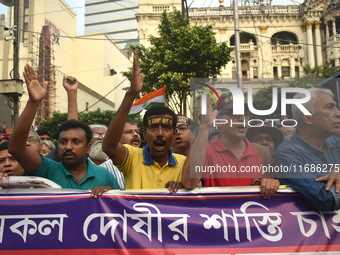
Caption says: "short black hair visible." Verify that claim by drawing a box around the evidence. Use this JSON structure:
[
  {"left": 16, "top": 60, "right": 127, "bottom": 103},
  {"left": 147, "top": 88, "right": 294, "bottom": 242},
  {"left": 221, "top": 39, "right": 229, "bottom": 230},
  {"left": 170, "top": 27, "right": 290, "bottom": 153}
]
[
  {"left": 0, "top": 141, "right": 9, "bottom": 152},
  {"left": 58, "top": 119, "right": 92, "bottom": 144},
  {"left": 143, "top": 106, "right": 177, "bottom": 129},
  {"left": 126, "top": 119, "right": 139, "bottom": 127},
  {"left": 36, "top": 128, "right": 51, "bottom": 137}
]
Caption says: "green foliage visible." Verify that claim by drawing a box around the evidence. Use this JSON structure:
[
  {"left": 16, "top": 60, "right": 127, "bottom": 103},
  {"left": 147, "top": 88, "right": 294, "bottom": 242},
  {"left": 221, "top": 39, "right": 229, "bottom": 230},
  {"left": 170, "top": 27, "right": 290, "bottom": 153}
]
[
  {"left": 38, "top": 109, "right": 143, "bottom": 140},
  {"left": 38, "top": 112, "right": 67, "bottom": 139},
  {"left": 122, "top": 9, "right": 232, "bottom": 114},
  {"left": 302, "top": 59, "right": 340, "bottom": 78}
]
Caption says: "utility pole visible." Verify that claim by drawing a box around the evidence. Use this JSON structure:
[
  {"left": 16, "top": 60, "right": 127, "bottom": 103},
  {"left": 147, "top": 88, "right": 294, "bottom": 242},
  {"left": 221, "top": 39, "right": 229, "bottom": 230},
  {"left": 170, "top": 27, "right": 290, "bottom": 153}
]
[
  {"left": 233, "top": 0, "right": 243, "bottom": 90},
  {"left": 0, "top": 0, "right": 23, "bottom": 127},
  {"left": 182, "top": 0, "right": 188, "bottom": 18},
  {"left": 12, "top": 0, "right": 20, "bottom": 125}
]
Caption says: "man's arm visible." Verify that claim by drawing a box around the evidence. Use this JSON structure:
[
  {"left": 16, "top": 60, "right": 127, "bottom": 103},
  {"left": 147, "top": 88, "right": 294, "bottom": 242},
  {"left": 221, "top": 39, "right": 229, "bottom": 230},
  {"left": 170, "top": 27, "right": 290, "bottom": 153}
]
[
  {"left": 274, "top": 147, "right": 336, "bottom": 211},
  {"left": 102, "top": 49, "right": 144, "bottom": 165},
  {"left": 182, "top": 104, "right": 217, "bottom": 189},
  {"left": 63, "top": 76, "right": 78, "bottom": 120},
  {"left": 8, "top": 64, "right": 48, "bottom": 174}
]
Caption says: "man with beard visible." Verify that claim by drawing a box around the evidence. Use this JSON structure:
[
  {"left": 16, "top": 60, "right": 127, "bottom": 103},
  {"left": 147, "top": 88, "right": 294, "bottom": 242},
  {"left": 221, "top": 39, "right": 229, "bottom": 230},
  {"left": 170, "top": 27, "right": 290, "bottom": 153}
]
[
  {"left": 102, "top": 49, "right": 184, "bottom": 193},
  {"left": 182, "top": 92, "right": 279, "bottom": 199},
  {"left": 171, "top": 115, "right": 194, "bottom": 157},
  {"left": 274, "top": 88, "right": 340, "bottom": 211},
  {"left": 8, "top": 64, "right": 120, "bottom": 198},
  {"left": 88, "top": 124, "right": 125, "bottom": 189}
]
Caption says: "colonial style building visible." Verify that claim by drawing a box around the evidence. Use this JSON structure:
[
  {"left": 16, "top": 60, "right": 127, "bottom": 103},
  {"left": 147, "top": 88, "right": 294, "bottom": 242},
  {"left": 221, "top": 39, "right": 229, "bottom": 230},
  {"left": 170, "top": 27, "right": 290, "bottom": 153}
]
[{"left": 137, "top": 0, "right": 340, "bottom": 80}]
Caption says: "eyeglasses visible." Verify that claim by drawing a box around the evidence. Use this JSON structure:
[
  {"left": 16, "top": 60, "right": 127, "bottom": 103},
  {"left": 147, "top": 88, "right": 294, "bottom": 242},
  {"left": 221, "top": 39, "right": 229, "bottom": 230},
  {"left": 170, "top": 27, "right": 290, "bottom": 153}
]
[
  {"left": 27, "top": 137, "right": 37, "bottom": 143},
  {"left": 93, "top": 133, "right": 106, "bottom": 139},
  {"left": 175, "top": 124, "right": 190, "bottom": 132}
]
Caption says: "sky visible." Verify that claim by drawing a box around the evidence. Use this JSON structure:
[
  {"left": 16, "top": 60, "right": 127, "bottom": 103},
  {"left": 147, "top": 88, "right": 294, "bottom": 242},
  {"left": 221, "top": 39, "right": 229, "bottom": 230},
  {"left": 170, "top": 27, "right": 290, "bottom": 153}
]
[{"left": 0, "top": 0, "right": 304, "bottom": 36}]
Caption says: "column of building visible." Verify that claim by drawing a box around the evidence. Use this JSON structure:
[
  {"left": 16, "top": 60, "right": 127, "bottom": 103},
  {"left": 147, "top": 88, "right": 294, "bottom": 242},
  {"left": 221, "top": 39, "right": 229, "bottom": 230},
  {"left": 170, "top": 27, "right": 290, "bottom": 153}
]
[
  {"left": 306, "top": 21, "right": 315, "bottom": 68},
  {"left": 314, "top": 21, "right": 323, "bottom": 66}
]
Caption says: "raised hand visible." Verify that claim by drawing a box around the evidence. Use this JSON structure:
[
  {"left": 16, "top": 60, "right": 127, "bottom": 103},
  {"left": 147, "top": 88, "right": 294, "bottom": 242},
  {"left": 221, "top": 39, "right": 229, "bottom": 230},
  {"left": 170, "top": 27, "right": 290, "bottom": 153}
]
[
  {"left": 63, "top": 76, "right": 78, "bottom": 92},
  {"left": 129, "top": 49, "right": 144, "bottom": 94},
  {"left": 23, "top": 64, "right": 48, "bottom": 103}
]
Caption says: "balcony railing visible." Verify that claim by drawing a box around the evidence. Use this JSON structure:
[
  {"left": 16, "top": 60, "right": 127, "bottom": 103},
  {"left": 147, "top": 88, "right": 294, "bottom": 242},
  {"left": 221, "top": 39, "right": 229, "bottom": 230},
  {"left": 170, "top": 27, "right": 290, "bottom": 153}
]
[{"left": 188, "top": 5, "right": 300, "bottom": 17}]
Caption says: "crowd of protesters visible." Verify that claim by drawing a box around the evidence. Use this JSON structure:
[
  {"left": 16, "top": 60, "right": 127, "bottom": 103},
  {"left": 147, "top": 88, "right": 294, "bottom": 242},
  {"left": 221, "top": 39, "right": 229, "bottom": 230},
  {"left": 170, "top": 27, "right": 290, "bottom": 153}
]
[{"left": 0, "top": 49, "right": 339, "bottom": 211}]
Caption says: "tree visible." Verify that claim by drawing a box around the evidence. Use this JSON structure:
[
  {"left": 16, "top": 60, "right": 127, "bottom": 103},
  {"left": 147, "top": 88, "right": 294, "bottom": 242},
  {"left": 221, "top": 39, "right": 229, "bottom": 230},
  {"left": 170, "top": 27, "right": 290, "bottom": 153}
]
[
  {"left": 302, "top": 59, "right": 340, "bottom": 78},
  {"left": 123, "top": 9, "right": 232, "bottom": 115}
]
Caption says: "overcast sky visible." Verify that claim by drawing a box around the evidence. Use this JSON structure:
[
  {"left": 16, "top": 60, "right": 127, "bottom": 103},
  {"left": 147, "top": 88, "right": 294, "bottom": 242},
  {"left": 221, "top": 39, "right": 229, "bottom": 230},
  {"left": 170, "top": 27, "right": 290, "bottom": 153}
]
[{"left": 0, "top": 0, "right": 304, "bottom": 36}]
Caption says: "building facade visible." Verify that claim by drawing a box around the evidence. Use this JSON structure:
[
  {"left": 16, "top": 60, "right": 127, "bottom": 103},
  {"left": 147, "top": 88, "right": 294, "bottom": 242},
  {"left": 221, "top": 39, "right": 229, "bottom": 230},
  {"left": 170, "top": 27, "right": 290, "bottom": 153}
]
[
  {"left": 137, "top": 0, "right": 340, "bottom": 82},
  {"left": 84, "top": 0, "right": 139, "bottom": 50},
  {"left": 0, "top": 0, "right": 131, "bottom": 127}
]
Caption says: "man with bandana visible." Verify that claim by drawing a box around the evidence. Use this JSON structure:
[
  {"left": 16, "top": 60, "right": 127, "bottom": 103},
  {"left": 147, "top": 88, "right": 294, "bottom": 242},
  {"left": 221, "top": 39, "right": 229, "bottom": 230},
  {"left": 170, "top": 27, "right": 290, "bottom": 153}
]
[
  {"left": 103, "top": 49, "right": 184, "bottom": 193},
  {"left": 171, "top": 115, "right": 195, "bottom": 157}
]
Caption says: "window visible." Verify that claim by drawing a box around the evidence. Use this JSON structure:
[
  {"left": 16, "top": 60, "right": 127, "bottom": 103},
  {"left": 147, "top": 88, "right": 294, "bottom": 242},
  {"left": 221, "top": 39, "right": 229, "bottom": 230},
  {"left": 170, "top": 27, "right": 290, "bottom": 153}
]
[
  {"left": 282, "top": 67, "right": 290, "bottom": 77},
  {"left": 253, "top": 67, "right": 258, "bottom": 78},
  {"left": 24, "top": 0, "right": 29, "bottom": 9},
  {"left": 295, "top": 66, "right": 299, "bottom": 78}
]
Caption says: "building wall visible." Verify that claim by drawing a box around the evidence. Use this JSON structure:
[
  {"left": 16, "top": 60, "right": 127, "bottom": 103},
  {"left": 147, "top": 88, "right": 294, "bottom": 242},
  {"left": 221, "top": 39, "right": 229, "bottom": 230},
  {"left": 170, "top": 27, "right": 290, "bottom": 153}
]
[
  {"left": 0, "top": 0, "right": 131, "bottom": 127},
  {"left": 85, "top": 0, "right": 139, "bottom": 49}
]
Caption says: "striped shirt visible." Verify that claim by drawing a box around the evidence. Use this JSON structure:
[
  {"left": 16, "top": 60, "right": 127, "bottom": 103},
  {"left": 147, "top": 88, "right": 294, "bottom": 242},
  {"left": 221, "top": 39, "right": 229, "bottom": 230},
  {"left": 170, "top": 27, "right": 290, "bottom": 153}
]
[{"left": 89, "top": 158, "right": 125, "bottom": 190}]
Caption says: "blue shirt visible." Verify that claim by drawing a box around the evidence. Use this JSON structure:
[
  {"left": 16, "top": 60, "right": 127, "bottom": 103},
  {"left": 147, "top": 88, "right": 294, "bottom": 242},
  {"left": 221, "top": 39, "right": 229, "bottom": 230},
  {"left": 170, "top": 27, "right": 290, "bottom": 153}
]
[
  {"left": 274, "top": 130, "right": 340, "bottom": 211},
  {"left": 34, "top": 156, "right": 120, "bottom": 190}
]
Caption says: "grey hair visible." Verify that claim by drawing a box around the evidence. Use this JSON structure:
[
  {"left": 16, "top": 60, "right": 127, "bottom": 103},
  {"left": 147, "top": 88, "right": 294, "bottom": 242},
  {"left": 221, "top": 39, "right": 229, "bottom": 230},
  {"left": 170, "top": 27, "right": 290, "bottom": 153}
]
[
  {"left": 292, "top": 88, "right": 334, "bottom": 127},
  {"left": 88, "top": 124, "right": 108, "bottom": 131},
  {"left": 30, "top": 129, "right": 41, "bottom": 143},
  {"left": 41, "top": 140, "right": 56, "bottom": 150}
]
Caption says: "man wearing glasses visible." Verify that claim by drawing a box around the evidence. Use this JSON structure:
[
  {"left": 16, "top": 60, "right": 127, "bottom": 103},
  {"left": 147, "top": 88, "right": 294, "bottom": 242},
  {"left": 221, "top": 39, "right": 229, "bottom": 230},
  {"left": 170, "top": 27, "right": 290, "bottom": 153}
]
[
  {"left": 182, "top": 92, "right": 279, "bottom": 199},
  {"left": 102, "top": 49, "right": 184, "bottom": 193},
  {"left": 171, "top": 115, "right": 195, "bottom": 157}
]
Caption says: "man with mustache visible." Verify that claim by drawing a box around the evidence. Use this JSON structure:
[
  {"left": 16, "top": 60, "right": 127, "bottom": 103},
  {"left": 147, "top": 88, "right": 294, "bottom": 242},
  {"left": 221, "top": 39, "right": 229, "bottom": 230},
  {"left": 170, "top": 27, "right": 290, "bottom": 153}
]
[
  {"left": 120, "top": 120, "right": 141, "bottom": 148},
  {"left": 274, "top": 88, "right": 340, "bottom": 211},
  {"left": 88, "top": 124, "right": 125, "bottom": 189},
  {"left": 8, "top": 64, "right": 120, "bottom": 198},
  {"left": 171, "top": 115, "right": 194, "bottom": 157},
  {"left": 102, "top": 49, "right": 185, "bottom": 193}
]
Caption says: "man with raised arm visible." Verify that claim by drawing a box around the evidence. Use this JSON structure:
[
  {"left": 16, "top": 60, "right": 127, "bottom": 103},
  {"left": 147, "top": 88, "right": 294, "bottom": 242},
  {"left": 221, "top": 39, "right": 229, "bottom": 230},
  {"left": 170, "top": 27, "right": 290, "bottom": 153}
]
[
  {"left": 182, "top": 93, "right": 279, "bottom": 199},
  {"left": 102, "top": 49, "right": 184, "bottom": 193},
  {"left": 8, "top": 64, "right": 119, "bottom": 198}
]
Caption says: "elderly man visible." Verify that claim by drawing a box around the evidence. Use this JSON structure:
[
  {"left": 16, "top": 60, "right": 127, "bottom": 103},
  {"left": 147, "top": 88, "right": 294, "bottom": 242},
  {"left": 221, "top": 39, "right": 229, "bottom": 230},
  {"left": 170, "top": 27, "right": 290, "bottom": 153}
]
[
  {"left": 182, "top": 92, "right": 279, "bottom": 199},
  {"left": 274, "top": 88, "right": 340, "bottom": 211},
  {"left": 102, "top": 49, "right": 185, "bottom": 193},
  {"left": 88, "top": 124, "right": 125, "bottom": 189},
  {"left": 246, "top": 124, "right": 284, "bottom": 156}
]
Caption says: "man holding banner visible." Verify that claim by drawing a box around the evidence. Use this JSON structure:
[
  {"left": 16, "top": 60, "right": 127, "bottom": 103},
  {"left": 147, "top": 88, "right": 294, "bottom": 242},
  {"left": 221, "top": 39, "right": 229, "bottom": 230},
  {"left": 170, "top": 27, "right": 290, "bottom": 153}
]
[{"left": 103, "top": 49, "right": 185, "bottom": 193}]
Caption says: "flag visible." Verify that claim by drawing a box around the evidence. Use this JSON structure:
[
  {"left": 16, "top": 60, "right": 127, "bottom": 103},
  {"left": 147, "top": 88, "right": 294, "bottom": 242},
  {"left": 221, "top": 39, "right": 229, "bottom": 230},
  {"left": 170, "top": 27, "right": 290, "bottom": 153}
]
[{"left": 128, "top": 85, "right": 166, "bottom": 116}]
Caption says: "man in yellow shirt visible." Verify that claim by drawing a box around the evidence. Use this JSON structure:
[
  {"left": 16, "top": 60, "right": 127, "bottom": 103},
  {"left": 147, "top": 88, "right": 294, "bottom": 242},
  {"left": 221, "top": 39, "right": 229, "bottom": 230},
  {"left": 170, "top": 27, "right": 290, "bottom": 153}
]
[{"left": 103, "top": 49, "right": 184, "bottom": 193}]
